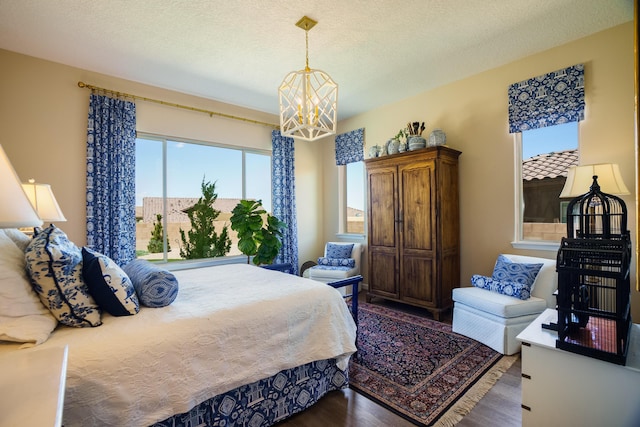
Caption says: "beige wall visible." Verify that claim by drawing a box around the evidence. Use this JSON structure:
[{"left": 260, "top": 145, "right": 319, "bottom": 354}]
[
  {"left": 329, "top": 22, "right": 639, "bottom": 319},
  {"left": 0, "top": 48, "right": 322, "bottom": 265},
  {"left": 1, "top": 22, "right": 637, "bottom": 318}
]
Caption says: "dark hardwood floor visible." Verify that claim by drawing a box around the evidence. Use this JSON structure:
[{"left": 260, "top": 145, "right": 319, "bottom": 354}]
[{"left": 279, "top": 294, "right": 522, "bottom": 427}]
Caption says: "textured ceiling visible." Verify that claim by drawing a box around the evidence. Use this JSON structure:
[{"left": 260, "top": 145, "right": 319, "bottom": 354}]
[{"left": 0, "top": 0, "right": 634, "bottom": 120}]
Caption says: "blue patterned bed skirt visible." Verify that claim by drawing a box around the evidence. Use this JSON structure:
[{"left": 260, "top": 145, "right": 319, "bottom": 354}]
[{"left": 151, "top": 358, "right": 348, "bottom": 427}]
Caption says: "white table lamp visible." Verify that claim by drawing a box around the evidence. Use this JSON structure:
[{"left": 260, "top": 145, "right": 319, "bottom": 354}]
[
  {"left": 560, "top": 163, "right": 630, "bottom": 198},
  {"left": 21, "top": 179, "right": 66, "bottom": 223},
  {"left": 0, "top": 144, "right": 42, "bottom": 228}
]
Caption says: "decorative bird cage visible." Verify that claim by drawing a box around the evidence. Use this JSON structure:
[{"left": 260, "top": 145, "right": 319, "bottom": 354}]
[
  {"left": 555, "top": 175, "right": 632, "bottom": 365},
  {"left": 565, "top": 175, "right": 627, "bottom": 239}
]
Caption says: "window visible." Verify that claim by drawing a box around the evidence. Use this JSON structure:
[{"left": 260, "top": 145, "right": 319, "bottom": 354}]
[
  {"left": 508, "top": 64, "right": 584, "bottom": 248},
  {"left": 516, "top": 122, "right": 579, "bottom": 245},
  {"left": 334, "top": 128, "right": 366, "bottom": 236},
  {"left": 345, "top": 161, "right": 365, "bottom": 234},
  {"left": 135, "top": 134, "right": 271, "bottom": 263}
]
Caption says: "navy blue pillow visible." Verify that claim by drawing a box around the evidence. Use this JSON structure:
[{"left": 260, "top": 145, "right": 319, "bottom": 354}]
[
  {"left": 123, "top": 260, "right": 179, "bottom": 308},
  {"left": 82, "top": 248, "right": 139, "bottom": 316}
]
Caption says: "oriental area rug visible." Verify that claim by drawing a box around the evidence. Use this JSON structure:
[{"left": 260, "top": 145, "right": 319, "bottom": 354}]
[{"left": 349, "top": 303, "right": 517, "bottom": 426}]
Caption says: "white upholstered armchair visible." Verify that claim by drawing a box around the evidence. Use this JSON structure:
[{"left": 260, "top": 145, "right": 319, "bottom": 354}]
[
  {"left": 452, "top": 254, "right": 558, "bottom": 355},
  {"left": 307, "top": 242, "right": 363, "bottom": 284}
]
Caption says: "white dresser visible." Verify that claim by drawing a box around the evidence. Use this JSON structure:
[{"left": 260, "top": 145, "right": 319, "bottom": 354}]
[
  {"left": 517, "top": 309, "right": 640, "bottom": 427},
  {"left": 0, "top": 345, "right": 68, "bottom": 427}
]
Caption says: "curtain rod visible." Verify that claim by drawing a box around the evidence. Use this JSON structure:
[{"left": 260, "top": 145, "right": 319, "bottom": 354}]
[{"left": 77, "top": 81, "right": 279, "bottom": 129}]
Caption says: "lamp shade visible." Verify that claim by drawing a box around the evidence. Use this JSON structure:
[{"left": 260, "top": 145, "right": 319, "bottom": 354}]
[
  {"left": 0, "top": 145, "right": 42, "bottom": 228},
  {"left": 21, "top": 180, "right": 66, "bottom": 222},
  {"left": 560, "top": 163, "right": 630, "bottom": 198}
]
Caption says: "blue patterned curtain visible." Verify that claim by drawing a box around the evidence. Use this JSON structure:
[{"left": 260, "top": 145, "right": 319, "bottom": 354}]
[
  {"left": 508, "top": 64, "right": 584, "bottom": 133},
  {"left": 86, "top": 93, "right": 137, "bottom": 266},
  {"left": 272, "top": 130, "right": 299, "bottom": 275},
  {"left": 335, "top": 128, "right": 365, "bottom": 165}
]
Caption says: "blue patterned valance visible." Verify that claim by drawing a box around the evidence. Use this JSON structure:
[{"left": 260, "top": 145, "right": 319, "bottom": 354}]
[
  {"left": 508, "top": 64, "right": 584, "bottom": 133},
  {"left": 335, "top": 128, "right": 364, "bottom": 165}
]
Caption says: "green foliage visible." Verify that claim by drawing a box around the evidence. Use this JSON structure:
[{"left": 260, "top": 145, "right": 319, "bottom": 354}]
[
  {"left": 179, "top": 179, "right": 232, "bottom": 259},
  {"left": 230, "top": 199, "right": 286, "bottom": 265},
  {"left": 147, "top": 214, "right": 171, "bottom": 253}
]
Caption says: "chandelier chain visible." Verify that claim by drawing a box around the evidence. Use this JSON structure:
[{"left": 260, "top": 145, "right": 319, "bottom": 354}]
[{"left": 305, "top": 29, "right": 310, "bottom": 71}]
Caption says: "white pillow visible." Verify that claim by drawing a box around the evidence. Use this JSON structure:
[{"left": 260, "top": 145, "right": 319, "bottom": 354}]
[
  {"left": 2, "top": 228, "right": 31, "bottom": 252},
  {"left": 0, "top": 230, "right": 57, "bottom": 346}
]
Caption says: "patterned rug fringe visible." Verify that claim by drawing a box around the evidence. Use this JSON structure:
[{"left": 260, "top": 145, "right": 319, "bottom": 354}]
[{"left": 433, "top": 354, "right": 518, "bottom": 427}]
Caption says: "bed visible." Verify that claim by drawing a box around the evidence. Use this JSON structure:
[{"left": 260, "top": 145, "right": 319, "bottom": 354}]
[{"left": 0, "top": 227, "right": 358, "bottom": 427}]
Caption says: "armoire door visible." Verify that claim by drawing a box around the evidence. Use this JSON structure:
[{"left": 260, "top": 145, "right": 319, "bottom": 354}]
[
  {"left": 367, "top": 165, "right": 399, "bottom": 298},
  {"left": 398, "top": 159, "right": 437, "bottom": 306}
]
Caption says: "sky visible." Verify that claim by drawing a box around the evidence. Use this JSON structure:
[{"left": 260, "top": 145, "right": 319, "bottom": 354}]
[
  {"left": 346, "top": 161, "right": 365, "bottom": 211},
  {"left": 136, "top": 122, "right": 575, "bottom": 215},
  {"left": 136, "top": 138, "right": 272, "bottom": 211},
  {"left": 137, "top": 137, "right": 365, "bottom": 213},
  {"left": 522, "top": 121, "right": 578, "bottom": 159}
]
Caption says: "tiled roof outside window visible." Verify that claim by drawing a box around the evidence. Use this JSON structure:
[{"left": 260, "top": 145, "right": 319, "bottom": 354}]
[{"left": 522, "top": 149, "right": 578, "bottom": 181}]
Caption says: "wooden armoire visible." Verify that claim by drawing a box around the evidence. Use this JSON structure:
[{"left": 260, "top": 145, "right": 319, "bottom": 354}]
[{"left": 365, "top": 146, "right": 461, "bottom": 320}]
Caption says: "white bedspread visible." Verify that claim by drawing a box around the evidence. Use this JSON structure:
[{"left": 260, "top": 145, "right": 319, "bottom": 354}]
[{"left": 0, "top": 264, "right": 357, "bottom": 426}]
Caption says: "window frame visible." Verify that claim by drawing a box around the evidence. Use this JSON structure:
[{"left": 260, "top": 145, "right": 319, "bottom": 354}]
[
  {"left": 511, "top": 128, "right": 579, "bottom": 252},
  {"left": 135, "top": 132, "right": 272, "bottom": 268}
]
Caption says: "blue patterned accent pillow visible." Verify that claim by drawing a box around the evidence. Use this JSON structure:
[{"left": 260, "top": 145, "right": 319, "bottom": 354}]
[
  {"left": 82, "top": 248, "right": 140, "bottom": 316},
  {"left": 312, "top": 265, "right": 352, "bottom": 272},
  {"left": 471, "top": 274, "right": 532, "bottom": 300},
  {"left": 317, "top": 257, "right": 355, "bottom": 268},
  {"left": 326, "top": 243, "right": 354, "bottom": 259},
  {"left": 25, "top": 225, "right": 102, "bottom": 327},
  {"left": 123, "top": 260, "right": 178, "bottom": 308},
  {"left": 492, "top": 255, "right": 543, "bottom": 289}
]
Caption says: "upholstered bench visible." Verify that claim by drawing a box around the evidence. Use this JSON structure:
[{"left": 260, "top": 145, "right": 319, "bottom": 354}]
[{"left": 452, "top": 254, "right": 558, "bottom": 355}]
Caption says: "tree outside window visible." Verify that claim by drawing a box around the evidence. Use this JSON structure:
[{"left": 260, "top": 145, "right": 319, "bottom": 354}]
[{"left": 135, "top": 136, "right": 271, "bottom": 262}]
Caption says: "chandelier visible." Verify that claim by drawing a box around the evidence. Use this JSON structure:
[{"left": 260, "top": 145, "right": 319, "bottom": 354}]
[{"left": 278, "top": 16, "right": 338, "bottom": 142}]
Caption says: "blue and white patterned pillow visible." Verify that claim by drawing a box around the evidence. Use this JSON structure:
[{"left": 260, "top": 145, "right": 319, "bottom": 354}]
[
  {"left": 492, "top": 255, "right": 543, "bottom": 289},
  {"left": 317, "top": 257, "right": 356, "bottom": 268},
  {"left": 471, "top": 274, "right": 532, "bottom": 300},
  {"left": 123, "top": 260, "right": 179, "bottom": 308},
  {"left": 82, "top": 248, "right": 139, "bottom": 316},
  {"left": 326, "top": 243, "right": 354, "bottom": 259},
  {"left": 311, "top": 265, "right": 352, "bottom": 272},
  {"left": 25, "top": 225, "right": 102, "bottom": 327}
]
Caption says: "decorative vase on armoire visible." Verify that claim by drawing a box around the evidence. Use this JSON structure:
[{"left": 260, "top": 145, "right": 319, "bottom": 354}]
[{"left": 364, "top": 146, "right": 461, "bottom": 320}]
